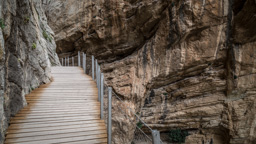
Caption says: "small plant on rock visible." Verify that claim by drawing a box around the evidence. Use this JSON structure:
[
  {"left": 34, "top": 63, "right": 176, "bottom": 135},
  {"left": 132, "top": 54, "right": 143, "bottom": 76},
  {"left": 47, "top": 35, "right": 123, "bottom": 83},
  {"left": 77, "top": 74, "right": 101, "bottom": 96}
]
[
  {"left": 32, "top": 43, "right": 37, "bottom": 50},
  {"left": 18, "top": 58, "right": 22, "bottom": 62},
  {"left": 0, "top": 18, "right": 5, "bottom": 29},
  {"left": 24, "top": 16, "right": 30, "bottom": 24},
  {"left": 43, "top": 30, "right": 48, "bottom": 39},
  {"left": 42, "top": 30, "right": 52, "bottom": 43}
]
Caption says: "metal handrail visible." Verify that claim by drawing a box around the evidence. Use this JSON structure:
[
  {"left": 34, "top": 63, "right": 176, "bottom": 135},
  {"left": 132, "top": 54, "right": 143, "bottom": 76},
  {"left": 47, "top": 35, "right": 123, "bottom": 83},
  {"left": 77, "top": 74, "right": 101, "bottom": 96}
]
[{"left": 60, "top": 51, "right": 163, "bottom": 144}]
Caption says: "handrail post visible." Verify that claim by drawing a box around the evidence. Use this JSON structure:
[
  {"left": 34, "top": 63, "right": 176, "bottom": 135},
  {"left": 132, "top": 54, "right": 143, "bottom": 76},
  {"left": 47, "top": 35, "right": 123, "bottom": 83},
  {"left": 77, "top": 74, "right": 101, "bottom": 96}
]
[
  {"left": 65, "top": 57, "right": 66, "bottom": 66},
  {"left": 82, "top": 52, "right": 84, "bottom": 70},
  {"left": 98, "top": 66, "right": 101, "bottom": 101},
  {"left": 95, "top": 59, "right": 98, "bottom": 83},
  {"left": 72, "top": 57, "right": 74, "bottom": 66},
  {"left": 83, "top": 53, "right": 86, "bottom": 72},
  {"left": 84, "top": 53, "right": 86, "bottom": 73},
  {"left": 68, "top": 57, "right": 69, "bottom": 66},
  {"left": 108, "top": 87, "right": 112, "bottom": 144},
  {"left": 92, "top": 56, "right": 94, "bottom": 80},
  {"left": 61, "top": 58, "right": 63, "bottom": 66},
  {"left": 100, "top": 73, "right": 104, "bottom": 119},
  {"left": 78, "top": 51, "right": 80, "bottom": 67},
  {"left": 152, "top": 130, "right": 161, "bottom": 144}
]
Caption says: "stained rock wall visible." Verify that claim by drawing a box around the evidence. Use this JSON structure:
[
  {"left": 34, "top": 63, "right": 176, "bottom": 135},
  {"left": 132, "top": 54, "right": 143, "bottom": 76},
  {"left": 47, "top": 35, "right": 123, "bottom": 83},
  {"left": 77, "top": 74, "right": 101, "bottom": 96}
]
[
  {"left": 45, "top": 0, "right": 256, "bottom": 143},
  {"left": 0, "top": 0, "right": 60, "bottom": 143}
]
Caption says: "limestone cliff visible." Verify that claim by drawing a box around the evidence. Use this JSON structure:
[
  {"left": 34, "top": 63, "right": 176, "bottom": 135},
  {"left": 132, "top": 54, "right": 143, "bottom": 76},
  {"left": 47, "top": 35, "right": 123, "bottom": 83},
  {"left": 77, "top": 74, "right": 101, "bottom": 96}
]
[
  {"left": 45, "top": 0, "right": 256, "bottom": 143},
  {"left": 0, "top": 0, "right": 60, "bottom": 143}
]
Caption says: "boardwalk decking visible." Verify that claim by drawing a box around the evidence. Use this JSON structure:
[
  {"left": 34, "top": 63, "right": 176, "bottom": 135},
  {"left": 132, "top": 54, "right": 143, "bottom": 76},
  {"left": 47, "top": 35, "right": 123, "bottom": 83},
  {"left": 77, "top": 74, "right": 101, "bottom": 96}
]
[{"left": 5, "top": 67, "right": 107, "bottom": 144}]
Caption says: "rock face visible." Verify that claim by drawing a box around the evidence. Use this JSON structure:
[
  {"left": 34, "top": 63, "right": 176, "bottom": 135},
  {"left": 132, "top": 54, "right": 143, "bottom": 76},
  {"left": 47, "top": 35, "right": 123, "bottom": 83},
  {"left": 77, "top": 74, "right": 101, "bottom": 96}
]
[
  {"left": 0, "top": 0, "right": 60, "bottom": 143},
  {"left": 45, "top": 0, "right": 256, "bottom": 143}
]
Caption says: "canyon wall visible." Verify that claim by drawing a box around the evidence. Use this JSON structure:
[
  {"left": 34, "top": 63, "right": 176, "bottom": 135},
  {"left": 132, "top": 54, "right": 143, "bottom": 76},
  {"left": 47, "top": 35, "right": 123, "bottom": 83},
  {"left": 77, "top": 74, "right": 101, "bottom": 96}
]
[
  {"left": 45, "top": 0, "right": 256, "bottom": 143},
  {"left": 0, "top": 0, "right": 60, "bottom": 143}
]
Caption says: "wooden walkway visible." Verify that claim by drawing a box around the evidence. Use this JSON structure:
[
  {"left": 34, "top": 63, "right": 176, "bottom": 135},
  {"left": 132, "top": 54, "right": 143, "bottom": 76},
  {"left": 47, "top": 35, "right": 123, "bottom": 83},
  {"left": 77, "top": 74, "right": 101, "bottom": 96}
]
[{"left": 5, "top": 67, "right": 107, "bottom": 144}]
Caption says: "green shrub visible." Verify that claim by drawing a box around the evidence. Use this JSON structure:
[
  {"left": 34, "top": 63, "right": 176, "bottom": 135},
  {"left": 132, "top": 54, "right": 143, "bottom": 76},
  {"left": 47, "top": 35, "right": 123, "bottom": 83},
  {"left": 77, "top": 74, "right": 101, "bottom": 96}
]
[
  {"left": 32, "top": 43, "right": 37, "bottom": 49},
  {"left": 43, "top": 30, "right": 48, "bottom": 39},
  {"left": 168, "top": 129, "right": 189, "bottom": 144},
  {"left": 0, "top": 19, "right": 5, "bottom": 29},
  {"left": 43, "top": 30, "right": 52, "bottom": 42}
]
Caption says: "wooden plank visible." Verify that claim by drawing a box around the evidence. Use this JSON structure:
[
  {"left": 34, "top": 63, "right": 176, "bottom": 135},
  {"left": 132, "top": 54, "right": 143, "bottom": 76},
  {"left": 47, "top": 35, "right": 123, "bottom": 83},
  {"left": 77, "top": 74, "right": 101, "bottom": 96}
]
[
  {"left": 25, "top": 105, "right": 99, "bottom": 108},
  {"left": 30, "top": 90, "right": 98, "bottom": 93},
  {"left": 9, "top": 134, "right": 107, "bottom": 144},
  {"left": 12, "top": 113, "right": 100, "bottom": 120},
  {"left": 10, "top": 115, "right": 101, "bottom": 124},
  {"left": 33, "top": 88, "right": 97, "bottom": 91},
  {"left": 38, "top": 86, "right": 97, "bottom": 88},
  {"left": 6, "top": 127, "right": 106, "bottom": 140},
  {"left": 21, "top": 105, "right": 100, "bottom": 109},
  {"left": 18, "top": 109, "right": 100, "bottom": 114},
  {"left": 22, "top": 105, "right": 100, "bottom": 109},
  {"left": 26, "top": 95, "right": 98, "bottom": 97},
  {"left": 64, "top": 138, "right": 107, "bottom": 144},
  {"left": 26, "top": 102, "right": 100, "bottom": 105},
  {"left": 25, "top": 98, "right": 97, "bottom": 100},
  {"left": 28, "top": 93, "right": 98, "bottom": 95},
  {"left": 25, "top": 98, "right": 98, "bottom": 100},
  {"left": 26, "top": 100, "right": 98, "bottom": 103},
  {"left": 40, "top": 82, "right": 95, "bottom": 84},
  {"left": 9, "top": 119, "right": 105, "bottom": 129},
  {"left": 16, "top": 110, "right": 100, "bottom": 116},
  {"left": 33, "top": 88, "right": 97, "bottom": 90},
  {"left": 12, "top": 113, "right": 99, "bottom": 120},
  {"left": 9, "top": 116, "right": 103, "bottom": 126},
  {"left": 8, "top": 119, "right": 105, "bottom": 130},
  {"left": 21, "top": 106, "right": 100, "bottom": 110},
  {"left": 51, "top": 79, "right": 93, "bottom": 80},
  {"left": 19, "top": 110, "right": 99, "bottom": 114},
  {"left": 7, "top": 122, "right": 105, "bottom": 133},
  {"left": 26, "top": 94, "right": 98, "bottom": 97},
  {"left": 25, "top": 96, "right": 98, "bottom": 98},
  {"left": 15, "top": 109, "right": 100, "bottom": 116},
  {"left": 5, "top": 130, "right": 106, "bottom": 143}
]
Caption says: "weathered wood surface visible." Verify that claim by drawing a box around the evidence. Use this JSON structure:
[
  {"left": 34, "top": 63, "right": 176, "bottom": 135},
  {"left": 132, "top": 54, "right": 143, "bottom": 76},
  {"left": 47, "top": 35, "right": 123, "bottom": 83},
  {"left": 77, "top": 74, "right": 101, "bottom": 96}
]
[{"left": 5, "top": 67, "right": 106, "bottom": 144}]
